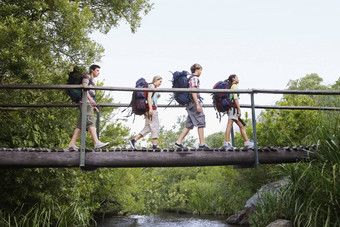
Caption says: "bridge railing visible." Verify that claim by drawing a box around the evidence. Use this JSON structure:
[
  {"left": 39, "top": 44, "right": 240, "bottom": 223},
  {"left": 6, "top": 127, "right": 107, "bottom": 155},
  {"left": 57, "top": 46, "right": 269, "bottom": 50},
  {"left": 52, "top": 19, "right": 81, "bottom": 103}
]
[{"left": 1, "top": 84, "right": 340, "bottom": 168}]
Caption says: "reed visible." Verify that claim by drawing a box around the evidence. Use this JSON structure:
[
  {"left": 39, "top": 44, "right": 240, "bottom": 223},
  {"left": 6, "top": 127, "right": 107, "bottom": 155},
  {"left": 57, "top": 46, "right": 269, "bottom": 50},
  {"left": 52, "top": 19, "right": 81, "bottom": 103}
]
[{"left": 250, "top": 117, "right": 340, "bottom": 226}]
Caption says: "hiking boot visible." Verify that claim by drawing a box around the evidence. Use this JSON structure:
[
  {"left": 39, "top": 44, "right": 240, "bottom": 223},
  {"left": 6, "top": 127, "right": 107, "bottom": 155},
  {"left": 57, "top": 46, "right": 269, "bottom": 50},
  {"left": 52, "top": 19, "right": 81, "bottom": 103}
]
[
  {"left": 244, "top": 139, "right": 254, "bottom": 149},
  {"left": 198, "top": 144, "right": 211, "bottom": 150},
  {"left": 67, "top": 145, "right": 79, "bottom": 150},
  {"left": 224, "top": 142, "right": 234, "bottom": 150},
  {"left": 130, "top": 139, "right": 136, "bottom": 149},
  {"left": 174, "top": 143, "right": 187, "bottom": 149},
  {"left": 94, "top": 141, "right": 109, "bottom": 149}
]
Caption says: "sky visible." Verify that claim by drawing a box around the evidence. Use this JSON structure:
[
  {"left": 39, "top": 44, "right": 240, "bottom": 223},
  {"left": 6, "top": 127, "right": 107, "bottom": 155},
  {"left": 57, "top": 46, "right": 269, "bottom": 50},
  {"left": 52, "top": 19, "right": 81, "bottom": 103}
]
[{"left": 91, "top": 0, "right": 340, "bottom": 142}]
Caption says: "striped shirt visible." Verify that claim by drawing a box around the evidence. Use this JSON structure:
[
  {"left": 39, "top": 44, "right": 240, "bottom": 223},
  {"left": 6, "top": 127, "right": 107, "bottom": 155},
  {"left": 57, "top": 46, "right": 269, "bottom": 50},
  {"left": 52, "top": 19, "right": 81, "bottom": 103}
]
[{"left": 189, "top": 75, "right": 200, "bottom": 88}]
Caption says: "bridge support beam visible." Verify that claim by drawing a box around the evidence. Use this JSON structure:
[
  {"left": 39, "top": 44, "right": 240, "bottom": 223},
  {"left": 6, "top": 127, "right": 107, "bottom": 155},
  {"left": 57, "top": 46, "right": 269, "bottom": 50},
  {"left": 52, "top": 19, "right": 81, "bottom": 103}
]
[{"left": 0, "top": 147, "right": 317, "bottom": 168}]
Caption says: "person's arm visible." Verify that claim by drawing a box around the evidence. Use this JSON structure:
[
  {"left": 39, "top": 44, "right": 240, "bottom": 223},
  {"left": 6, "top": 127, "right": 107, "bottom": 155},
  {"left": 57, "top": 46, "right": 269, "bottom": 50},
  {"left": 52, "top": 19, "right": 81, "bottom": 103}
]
[
  {"left": 231, "top": 84, "right": 241, "bottom": 117},
  {"left": 234, "top": 98, "right": 241, "bottom": 117},
  {"left": 190, "top": 76, "right": 201, "bottom": 113},
  {"left": 147, "top": 84, "right": 154, "bottom": 118},
  {"left": 82, "top": 75, "right": 98, "bottom": 113},
  {"left": 191, "top": 90, "right": 201, "bottom": 113},
  {"left": 82, "top": 75, "right": 96, "bottom": 107}
]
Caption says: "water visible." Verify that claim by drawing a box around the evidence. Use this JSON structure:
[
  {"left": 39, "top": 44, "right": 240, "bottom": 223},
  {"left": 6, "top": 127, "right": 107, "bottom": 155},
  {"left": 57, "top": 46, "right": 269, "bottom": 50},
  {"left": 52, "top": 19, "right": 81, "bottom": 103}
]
[{"left": 96, "top": 212, "right": 239, "bottom": 227}]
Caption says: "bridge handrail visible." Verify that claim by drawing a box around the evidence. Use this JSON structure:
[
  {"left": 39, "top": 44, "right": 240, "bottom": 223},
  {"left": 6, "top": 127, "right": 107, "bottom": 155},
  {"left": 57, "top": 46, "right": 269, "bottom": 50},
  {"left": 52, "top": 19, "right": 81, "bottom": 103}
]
[
  {"left": 1, "top": 84, "right": 339, "bottom": 169},
  {"left": 1, "top": 103, "right": 339, "bottom": 111},
  {"left": 1, "top": 84, "right": 340, "bottom": 95}
]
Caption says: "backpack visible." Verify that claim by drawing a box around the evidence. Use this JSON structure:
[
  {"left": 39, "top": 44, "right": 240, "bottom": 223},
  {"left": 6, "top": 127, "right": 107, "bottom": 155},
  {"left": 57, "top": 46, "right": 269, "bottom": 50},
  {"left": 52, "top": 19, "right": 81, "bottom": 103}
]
[
  {"left": 212, "top": 81, "right": 235, "bottom": 119},
  {"left": 171, "top": 71, "right": 196, "bottom": 105},
  {"left": 67, "top": 66, "right": 96, "bottom": 103},
  {"left": 130, "top": 78, "right": 150, "bottom": 116}
]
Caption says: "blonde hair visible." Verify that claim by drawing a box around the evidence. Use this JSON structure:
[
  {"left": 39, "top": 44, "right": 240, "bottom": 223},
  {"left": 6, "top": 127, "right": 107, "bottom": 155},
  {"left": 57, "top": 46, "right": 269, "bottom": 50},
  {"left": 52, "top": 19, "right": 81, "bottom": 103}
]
[{"left": 152, "top": 75, "right": 162, "bottom": 84}]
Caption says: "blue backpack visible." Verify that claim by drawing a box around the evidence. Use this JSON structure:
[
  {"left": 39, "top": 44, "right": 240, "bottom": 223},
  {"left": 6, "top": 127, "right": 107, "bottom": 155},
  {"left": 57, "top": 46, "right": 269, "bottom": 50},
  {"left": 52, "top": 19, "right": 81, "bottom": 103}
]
[
  {"left": 212, "top": 81, "right": 235, "bottom": 119},
  {"left": 130, "top": 78, "right": 150, "bottom": 116},
  {"left": 171, "top": 71, "right": 196, "bottom": 105}
]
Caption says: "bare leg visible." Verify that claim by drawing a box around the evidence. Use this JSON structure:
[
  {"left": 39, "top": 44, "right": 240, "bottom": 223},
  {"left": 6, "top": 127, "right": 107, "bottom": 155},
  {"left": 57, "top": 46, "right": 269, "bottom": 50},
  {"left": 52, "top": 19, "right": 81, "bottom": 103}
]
[
  {"left": 68, "top": 128, "right": 81, "bottom": 146},
  {"left": 197, "top": 127, "right": 205, "bottom": 146},
  {"left": 224, "top": 119, "right": 234, "bottom": 142},
  {"left": 88, "top": 127, "right": 99, "bottom": 144},
  {"left": 176, "top": 128, "right": 191, "bottom": 144},
  {"left": 235, "top": 120, "right": 249, "bottom": 142},
  {"left": 152, "top": 138, "right": 158, "bottom": 146},
  {"left": 134, "top": 134, "right": 143, "bottom": 141}
]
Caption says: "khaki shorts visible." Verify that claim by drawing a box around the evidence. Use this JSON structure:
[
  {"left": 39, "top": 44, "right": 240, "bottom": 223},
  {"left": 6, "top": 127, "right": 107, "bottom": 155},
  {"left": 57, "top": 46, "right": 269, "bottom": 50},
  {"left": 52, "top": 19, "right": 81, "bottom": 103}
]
[
  {"left": 227, "top": 107, "right": 238, "bottom": 121},
  {"left": 185, "top": 101, "right": 206, "bottom": 129},
  {"left": 139, "top": 110, "right": 160, "bottom": 139},
  {"left": 76, "top": 104, "right": 95, "bottom": 130}
]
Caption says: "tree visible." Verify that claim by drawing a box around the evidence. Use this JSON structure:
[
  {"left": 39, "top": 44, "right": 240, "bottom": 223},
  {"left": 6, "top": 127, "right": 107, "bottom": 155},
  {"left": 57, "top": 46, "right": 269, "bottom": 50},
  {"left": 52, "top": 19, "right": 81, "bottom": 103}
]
[{"left": 0, "top": 0, "right": 153, "bottom": 225}]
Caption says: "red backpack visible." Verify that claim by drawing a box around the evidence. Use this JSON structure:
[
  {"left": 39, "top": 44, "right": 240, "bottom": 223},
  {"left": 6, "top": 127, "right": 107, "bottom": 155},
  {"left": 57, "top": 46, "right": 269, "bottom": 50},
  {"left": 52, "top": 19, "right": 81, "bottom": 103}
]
[{"left": 212, "top": 81, "right": 235, "bottom": 119}]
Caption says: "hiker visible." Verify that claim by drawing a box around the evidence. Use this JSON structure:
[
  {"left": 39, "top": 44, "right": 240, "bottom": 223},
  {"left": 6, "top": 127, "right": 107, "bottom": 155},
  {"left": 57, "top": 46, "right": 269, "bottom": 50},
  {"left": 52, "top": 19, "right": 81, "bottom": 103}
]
[
  {"left": 224, "top": 74, "right": 254, "bottom": 149},
  {"left": 129, "top": 76, "right": 163, "bottom": 150},
  {"left": 67, "top": 64, "right": 109, "bottom": 150},
  {"left": 175, "top": 63, "right": 210, "bottom": 149}
]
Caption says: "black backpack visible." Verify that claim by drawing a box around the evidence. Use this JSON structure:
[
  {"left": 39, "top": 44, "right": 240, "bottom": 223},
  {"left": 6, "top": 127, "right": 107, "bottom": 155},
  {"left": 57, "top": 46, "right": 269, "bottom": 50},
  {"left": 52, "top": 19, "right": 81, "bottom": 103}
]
[{"left": 67, "top": 66, "right": 96, "bottom": 103}]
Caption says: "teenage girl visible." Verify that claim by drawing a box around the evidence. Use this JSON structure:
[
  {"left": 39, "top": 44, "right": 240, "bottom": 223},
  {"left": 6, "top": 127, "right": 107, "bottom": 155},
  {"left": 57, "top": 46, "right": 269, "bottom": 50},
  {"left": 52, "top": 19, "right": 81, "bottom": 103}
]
[
  {"left": 130, "top": 76, "right": 163, "bottom": 149},
  {"left": 224, "top": 74, "right": 254, "bottom": 149}
]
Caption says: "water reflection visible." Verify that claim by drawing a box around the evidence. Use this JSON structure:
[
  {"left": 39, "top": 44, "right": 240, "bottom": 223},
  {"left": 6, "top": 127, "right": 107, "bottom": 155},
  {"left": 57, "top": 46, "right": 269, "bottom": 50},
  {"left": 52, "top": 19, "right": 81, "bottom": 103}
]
[{"left": 96, "top": 212, "right": 237, "bottom": 227}]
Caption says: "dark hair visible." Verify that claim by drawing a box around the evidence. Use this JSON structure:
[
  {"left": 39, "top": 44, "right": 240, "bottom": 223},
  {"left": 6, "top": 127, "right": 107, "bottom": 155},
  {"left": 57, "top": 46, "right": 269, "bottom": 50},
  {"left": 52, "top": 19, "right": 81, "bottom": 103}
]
[
  {"left": 190, "top": 63, "right": 202, "bottom": 73},
  {"left": 225, "top": 74, "right": 237, "bottom": 83},
  {"left": 89, "top": 64, "right": 100, "bottom": 73}
]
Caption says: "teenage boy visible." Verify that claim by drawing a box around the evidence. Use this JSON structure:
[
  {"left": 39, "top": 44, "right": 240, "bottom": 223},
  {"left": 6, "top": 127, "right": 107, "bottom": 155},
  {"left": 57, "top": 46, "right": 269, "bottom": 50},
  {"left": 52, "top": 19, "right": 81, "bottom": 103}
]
[
  {"left": 175, "top": 63, "right": 210, "bottom": 149},
  {"left": 67, "top": 64, "right": 109, "bottom": 150}
]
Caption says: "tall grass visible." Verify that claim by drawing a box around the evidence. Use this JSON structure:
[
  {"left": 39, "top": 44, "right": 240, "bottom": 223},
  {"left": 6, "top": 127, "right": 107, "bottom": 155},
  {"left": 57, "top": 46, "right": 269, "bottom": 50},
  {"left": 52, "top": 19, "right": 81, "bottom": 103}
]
[
  {"left": 250, "top": 117, "right": 340, "bottom": 226},
  {"left": 0, "top": 202, "right": 92, "bottom": 227}
]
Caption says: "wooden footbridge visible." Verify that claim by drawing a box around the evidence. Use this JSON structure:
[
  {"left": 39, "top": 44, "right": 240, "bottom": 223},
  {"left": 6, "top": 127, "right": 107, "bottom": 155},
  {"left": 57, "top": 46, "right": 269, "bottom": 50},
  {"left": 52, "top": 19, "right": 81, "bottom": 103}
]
[
  {"left": 0, "top": 146, "right": 317, "bottom": 169},
  {"left": 1, "top": 84, "right": 338, "bottom": 169}
]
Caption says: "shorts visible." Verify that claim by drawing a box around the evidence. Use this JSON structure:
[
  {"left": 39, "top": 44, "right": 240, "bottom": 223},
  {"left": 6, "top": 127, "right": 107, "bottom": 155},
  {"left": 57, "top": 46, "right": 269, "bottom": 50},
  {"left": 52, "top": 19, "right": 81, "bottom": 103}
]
[
  {"left": 227, "top": 107, "right": 238, "bottom": 121},
  {"left": 185, "top": 101, "right": 206, "bottom": 129},
  {"left": 139, "top": 110, "right": 160, "bottom": 139},
  {"left": 76, "top": 104, "right": 95, "bottom": 130}
]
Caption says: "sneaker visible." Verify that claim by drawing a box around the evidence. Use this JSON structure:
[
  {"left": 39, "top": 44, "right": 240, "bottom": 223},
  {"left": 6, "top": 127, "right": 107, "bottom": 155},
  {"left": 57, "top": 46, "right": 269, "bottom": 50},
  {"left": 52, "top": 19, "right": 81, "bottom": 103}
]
[
  {"left": 198, "top": 144, "right": 211, "bottom": 150},
  {"left": 174, "top": 143, "right": 187, "bottom": 149},
  {"left": 244, "top": 139, "right": 254, "bottom": 149},
  {"left": 94, "top": 141, "right": 109, "bottom": 149},
  {"left": 67, "top": 145, "right": 79, "bottom": 150},
  {"left": 224, "top": 142, "right": 234, "bottom": 150},
  {"left": 130, "top": 139, "right": 136, "bottom": 149},
  {"left": 150, "top": 145, "right": 161, "bottom": 150}
]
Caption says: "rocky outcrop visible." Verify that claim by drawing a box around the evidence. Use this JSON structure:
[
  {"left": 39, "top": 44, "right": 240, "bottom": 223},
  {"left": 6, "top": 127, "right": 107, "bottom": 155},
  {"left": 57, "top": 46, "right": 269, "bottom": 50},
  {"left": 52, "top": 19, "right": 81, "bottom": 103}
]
[
  {"left": 266, "top": 219, "right": 293, "bottom": 227},
  {"left": 226, "top": 178, "right": 289, "bottom": 226}
]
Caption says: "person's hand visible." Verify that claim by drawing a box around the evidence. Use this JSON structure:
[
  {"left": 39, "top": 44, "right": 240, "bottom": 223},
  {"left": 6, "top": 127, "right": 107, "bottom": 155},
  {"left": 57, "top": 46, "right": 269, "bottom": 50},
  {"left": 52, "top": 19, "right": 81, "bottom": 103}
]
[
  {"left": 93, "top": 107, "right": 99, "bottom": 113},
  {"left": 237, "top": 109, "right": 241, "bottom": 118},
  {"left": 196, "top": 104, "right": 201, "bottom": 113},
  {"left": 148, "top": 109, "right": 153, "bottom": 120},
  {"left": 90, "top": 98, "right": 96, "bottom": 107}
]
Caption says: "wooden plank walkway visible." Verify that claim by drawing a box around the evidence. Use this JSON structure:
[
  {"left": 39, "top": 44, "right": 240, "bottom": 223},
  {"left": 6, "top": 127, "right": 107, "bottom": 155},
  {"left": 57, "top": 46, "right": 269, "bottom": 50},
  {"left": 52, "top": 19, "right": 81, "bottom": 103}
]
[{"left": 0, "top": 146, "right": 317, "bottom": 168}]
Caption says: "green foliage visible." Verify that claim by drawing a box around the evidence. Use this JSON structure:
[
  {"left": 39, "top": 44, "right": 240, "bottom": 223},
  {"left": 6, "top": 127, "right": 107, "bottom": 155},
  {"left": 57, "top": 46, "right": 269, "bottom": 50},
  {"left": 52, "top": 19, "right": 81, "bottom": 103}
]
[
  {"left": 158, "top": 115, "right": 196, "bottom": 148},
  {"left": 205, "top": 131, "right": 224, "bottom": 148},
  {"left": 152, "top": 166, "right": 246, "bottom": 215},
  {"left": 256, "top": 73, "right": 338, "bottom": 147},
  {"left": 251, "top": 121, "right": 340, "bottom": 226},
  {"left": 249, "top": 74, "right": 340, "bottom": 226},
  {"left": 0, "top": 0, "right": 153, "bottom": 225}
]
